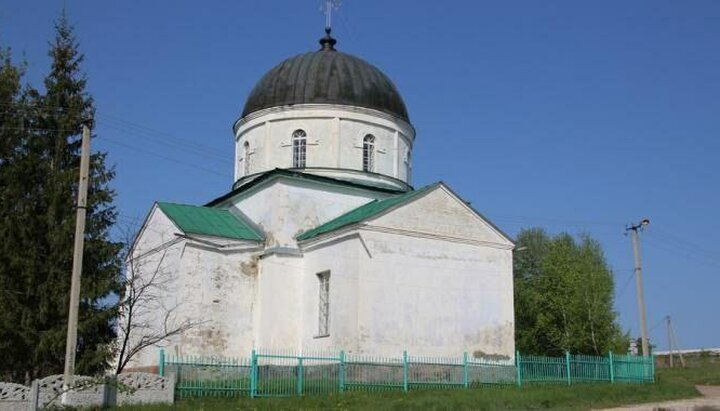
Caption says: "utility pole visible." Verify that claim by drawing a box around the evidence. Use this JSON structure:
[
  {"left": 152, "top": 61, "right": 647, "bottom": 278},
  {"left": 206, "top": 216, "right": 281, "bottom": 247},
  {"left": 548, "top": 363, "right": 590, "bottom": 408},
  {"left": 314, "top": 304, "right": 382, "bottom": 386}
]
[
  {"left": 666, "top": 316, "right": 674, "bottom": 367},
  {"left": 63, "top": 121, "right": 92, "bottom": 393},
  {"left": 667, "top": 315, "right": 686, "bottom": 367},
  {"left": 626, "top": 218, "right": 650, "bottom": 357}
]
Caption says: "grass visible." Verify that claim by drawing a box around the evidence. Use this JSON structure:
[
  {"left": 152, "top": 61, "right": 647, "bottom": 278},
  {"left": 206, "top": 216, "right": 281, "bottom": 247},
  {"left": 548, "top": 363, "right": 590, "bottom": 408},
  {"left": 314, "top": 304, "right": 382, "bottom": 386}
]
[
  {"left": 658, "top": 352, "right": 720, "bottom": 386},
  {"left": 107, "top": 355, "right": 719, "bottom": 411},
  {"left": 113, "top": 383, "right": 696, "bottom": 411}
]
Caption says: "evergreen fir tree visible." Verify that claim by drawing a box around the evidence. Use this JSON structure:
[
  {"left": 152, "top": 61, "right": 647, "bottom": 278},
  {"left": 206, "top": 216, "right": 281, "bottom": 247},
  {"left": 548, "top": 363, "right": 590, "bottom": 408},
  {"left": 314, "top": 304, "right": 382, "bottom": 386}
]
[
  {"left": 0, "top": 13, "right": 122, "bottom": 382},
  {"left": 0, "top": 46, "right": 36, "bottom": 383}
]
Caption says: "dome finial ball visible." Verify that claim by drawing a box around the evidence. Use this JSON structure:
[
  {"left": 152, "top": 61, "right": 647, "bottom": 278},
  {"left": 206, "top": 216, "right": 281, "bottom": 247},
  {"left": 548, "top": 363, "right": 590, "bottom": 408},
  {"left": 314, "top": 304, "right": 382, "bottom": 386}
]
[{"left": 319, "top": 27, "right": 337, "bottom": 51}]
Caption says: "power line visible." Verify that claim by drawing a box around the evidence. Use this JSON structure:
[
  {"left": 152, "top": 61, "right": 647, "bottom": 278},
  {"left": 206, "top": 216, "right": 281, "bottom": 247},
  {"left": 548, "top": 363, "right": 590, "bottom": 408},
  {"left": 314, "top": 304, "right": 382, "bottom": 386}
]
[
  {"left": 98, "top": 121, "right": 230, "bottom": 166},
  {"left": 96, "top": 111, "right": 228, "bottom": 153},
  {"left": 0, "top": 126, "right": 75, "bottom": 133},
  {"left": 0, "top": 104, "right": 233, "bottom": 163},
  {"left": 98, "top": 135, "right": 230, "bottom": 178},
  {"left": 0, "top": 125, "right": 233, "bottom": 177},
  {"left": 487, "top": 213, "right": 622, "bottom": 228},
  {"left": 648, "top": 317, "right": 666, "bottom": 333},
  {"left": 96, "top": 114, "right": 230, "bottom": 160},
  {"left": 648, "top": 228, "right": 717, "bottom": 260},
  {"left": 642, "top": 236, "right": 720, "bottom": 269},
  {"left": 616, "top": 270, "right": 635, "bottom": 299}
]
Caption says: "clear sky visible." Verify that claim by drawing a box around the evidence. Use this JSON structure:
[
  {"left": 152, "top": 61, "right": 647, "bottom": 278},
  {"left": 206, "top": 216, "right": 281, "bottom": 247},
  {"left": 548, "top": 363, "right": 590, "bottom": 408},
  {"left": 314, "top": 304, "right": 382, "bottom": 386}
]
[{"left": 1, "top": 0, "right": 718, "bottom": 351}]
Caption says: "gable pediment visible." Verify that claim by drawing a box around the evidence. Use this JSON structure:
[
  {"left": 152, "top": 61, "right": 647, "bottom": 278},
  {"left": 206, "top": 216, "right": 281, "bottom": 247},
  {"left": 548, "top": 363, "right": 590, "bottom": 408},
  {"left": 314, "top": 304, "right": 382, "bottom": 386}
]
[{"left": 366, "top": 185, "right": 513, "bottom": 247}]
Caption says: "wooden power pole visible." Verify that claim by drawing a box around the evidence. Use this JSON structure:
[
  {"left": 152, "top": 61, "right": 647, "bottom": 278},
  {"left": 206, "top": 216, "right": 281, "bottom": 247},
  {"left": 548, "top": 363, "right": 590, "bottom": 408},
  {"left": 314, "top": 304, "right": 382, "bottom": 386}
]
[{"left": 63, "top": 122, "right": 92, "bottom": 392}]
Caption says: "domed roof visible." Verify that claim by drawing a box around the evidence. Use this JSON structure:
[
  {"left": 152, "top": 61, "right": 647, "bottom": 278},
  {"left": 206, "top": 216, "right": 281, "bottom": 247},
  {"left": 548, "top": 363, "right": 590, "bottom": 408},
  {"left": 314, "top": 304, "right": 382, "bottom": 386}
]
[{"left": 241, "top": 31, "right": 409, "bottom": 122}]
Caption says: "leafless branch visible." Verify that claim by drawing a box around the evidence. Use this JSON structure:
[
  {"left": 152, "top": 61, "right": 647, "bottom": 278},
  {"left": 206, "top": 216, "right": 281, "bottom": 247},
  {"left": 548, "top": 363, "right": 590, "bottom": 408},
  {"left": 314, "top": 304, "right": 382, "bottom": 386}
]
[{"left": 114, "top": 227, "right": 201, "bottom": 374}]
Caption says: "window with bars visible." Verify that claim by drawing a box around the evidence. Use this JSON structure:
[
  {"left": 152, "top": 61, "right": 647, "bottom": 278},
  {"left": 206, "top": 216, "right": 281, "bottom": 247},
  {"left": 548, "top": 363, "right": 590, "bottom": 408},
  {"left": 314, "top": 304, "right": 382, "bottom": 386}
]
[
  {"left": 316, "top": 271, "right": 330, "bottom": 337},
  {"left": 292, "top": 129, "right": 307, "bottom": 168},
  {"left": 362, "top": 134, "right": 375, "bottom": 172},
  {"left": 243, "top": 141, "right": 250, "bottom": 175}
]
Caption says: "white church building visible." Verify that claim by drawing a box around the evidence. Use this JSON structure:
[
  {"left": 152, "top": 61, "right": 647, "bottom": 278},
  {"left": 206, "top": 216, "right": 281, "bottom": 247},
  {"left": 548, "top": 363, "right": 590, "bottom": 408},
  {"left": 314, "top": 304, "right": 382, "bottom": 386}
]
[{"left": 129, "top": 30, "right": 516, "bottom": 368}]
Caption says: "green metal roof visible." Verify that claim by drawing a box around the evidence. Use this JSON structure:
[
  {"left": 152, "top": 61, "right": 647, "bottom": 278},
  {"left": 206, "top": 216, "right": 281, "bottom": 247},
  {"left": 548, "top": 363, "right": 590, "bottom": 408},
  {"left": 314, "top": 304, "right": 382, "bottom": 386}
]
[
  {"left": 296, "top": 183, "right": 438, "bottom": 241},
  {"left": 157, "top": 202, "right": 264, "bottom": 241}
]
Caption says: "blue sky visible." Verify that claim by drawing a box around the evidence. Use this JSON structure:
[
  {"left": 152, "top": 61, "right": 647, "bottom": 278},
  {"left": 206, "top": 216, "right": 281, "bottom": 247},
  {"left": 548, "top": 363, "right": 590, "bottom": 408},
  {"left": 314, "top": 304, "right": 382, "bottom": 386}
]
[{"left": 1, "top": 0, "right": 718, "bottom": 351}]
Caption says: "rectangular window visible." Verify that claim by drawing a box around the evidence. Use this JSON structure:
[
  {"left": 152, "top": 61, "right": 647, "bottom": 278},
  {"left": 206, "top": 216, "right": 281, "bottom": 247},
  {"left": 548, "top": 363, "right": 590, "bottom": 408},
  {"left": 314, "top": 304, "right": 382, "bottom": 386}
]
[{"left": 317, "top": 271, "right": 330, "bottom": 337}]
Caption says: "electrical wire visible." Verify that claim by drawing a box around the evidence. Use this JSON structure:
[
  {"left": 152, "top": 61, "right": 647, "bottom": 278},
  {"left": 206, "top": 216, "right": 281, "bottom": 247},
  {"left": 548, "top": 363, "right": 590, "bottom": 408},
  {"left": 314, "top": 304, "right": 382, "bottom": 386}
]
[
  {"left": 616, "top": 271, "right": 635, "bottom": 299},
  {"left": 647, "top": 228, "right": 716, "bottom": 260},
  {"left": 97, "top": 135, "right": 230, "bottom": 178},
  {"left": 96, "top": 115, "right": 230, "bottom": 162},
  {"left": 643, "top": 236, "right": 720, "bottom": 269},
  {"left": 96, "top": 111, "right": 228, "bottom": 153}
]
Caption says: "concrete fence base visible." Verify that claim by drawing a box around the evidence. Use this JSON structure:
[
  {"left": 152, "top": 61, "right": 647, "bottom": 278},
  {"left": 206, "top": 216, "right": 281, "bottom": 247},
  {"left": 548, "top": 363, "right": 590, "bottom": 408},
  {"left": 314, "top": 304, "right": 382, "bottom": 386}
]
[{"left": 0, "top": 372, "right": 174, "bottom": 410}]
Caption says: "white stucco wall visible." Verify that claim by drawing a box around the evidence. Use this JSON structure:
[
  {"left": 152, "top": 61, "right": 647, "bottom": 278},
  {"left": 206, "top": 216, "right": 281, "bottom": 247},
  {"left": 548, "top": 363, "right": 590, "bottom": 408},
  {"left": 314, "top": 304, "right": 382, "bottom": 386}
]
[
  {"left": 124, "top": 207, "right": 186, "bottom": 368},
  {"left": 175, "top": 243, "right": 259, "bottom": 358},
  {"left": 369, "top": 187, "right": 511, "bottom": 246},
  {"left": 356, "top": 232, "right": 514, "bottom": 358},
  {"left": 300, "top": 235, "right": 363, "bottom": 352},
  {"left": 125, "top": 206, "right": 264, "bottom": 367},
  {"left": 129, "top": 181, "right": 514, "bottom": 365},
  {"left": 298, "top": 232, "right": 513, "bottom": 358},
  {"left": 225, "top": 177, "right": 396, "bottom": 247},
  {"left": 234, "top": 105, "right": 415, "bottom": 190},
  {"left": 296, "top": 186, "right": 515, "bottom": 358},
  {"left": 254, "top": 252, "right": 303, "bottom": 349}
]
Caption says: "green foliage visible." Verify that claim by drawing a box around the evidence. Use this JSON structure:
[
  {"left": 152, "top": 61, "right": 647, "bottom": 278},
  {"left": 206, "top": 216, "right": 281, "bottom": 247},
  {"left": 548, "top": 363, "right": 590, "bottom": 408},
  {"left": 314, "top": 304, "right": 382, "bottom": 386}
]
[
  {"left": 0, "top": 13, "right": 121, "bottom": 382},
  {"left": 0, "top": 45, "right": 32, "bottom": 383},
  {"left": 514, "top": 228, "right": 629, "bottom": 356}
]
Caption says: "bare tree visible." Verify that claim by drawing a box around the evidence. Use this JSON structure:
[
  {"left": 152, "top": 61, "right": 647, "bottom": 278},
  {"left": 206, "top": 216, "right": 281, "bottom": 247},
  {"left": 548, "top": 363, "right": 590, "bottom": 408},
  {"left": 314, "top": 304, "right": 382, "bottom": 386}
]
[{"left": 114, "top": 230, "right": 201, "bottom": 374}]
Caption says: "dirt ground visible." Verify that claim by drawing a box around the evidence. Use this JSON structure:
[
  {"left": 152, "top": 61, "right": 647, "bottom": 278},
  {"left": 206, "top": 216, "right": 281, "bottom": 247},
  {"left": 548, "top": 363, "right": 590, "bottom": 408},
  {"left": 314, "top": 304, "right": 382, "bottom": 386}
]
[{"left": 600, "top": 386, "right": 720, "bottom": 411}]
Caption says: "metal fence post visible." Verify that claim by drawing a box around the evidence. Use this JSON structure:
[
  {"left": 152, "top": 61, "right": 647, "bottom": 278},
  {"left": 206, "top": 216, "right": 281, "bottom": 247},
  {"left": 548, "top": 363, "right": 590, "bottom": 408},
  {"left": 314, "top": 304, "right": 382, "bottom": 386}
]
[
  {"left": 339, "top": 350, "right": 346, "bottom": 393},
  {"left": 565, "top": 352, "right": 571, "bottom": 385},
  {"left": 159, "top": 349, "right": 165, "bottom": 377},
  {"left": 609, "top": 351, "right": 614, "bottom": 383},
  {"left": 250, "top": 349, "right": 257, "bottom": 398},
  {"left": 516, "top": 351, "right": 522, "bottom": 387},
  {"left": 650, "top": 354, "right": 656, "bottom": 382},
  {"left": 403, "top": 350, "right": 409, "bottom": 392},
  {"left": 463, "top": 352, "right": 469, "bottom": 389},
  {"left": 297, "top": 356, "right": 304, "bottom": 396}
]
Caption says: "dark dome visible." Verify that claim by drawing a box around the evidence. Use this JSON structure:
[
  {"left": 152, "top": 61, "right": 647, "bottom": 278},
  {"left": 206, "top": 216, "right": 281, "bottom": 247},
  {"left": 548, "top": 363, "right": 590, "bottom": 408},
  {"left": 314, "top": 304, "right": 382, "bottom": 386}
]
[{"left": 242, "top": 40, "right": 409, "bottom": 122}]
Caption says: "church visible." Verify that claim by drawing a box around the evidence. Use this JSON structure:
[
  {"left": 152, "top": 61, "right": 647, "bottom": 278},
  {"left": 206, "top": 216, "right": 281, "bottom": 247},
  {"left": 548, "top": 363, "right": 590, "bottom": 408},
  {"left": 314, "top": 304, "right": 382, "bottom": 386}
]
[{"left": 128, "top": 29, "right": 516, "bottom": 368}]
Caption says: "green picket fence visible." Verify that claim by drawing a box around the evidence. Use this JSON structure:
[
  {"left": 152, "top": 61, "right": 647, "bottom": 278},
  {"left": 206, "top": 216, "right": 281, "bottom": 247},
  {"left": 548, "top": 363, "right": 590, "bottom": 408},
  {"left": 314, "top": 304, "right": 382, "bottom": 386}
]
[
  {"left": 160, "top": 348, "right": 654, "bottom": 399},
  {"left": 161, "top": 351, "right": 252, "bottom": 398}
]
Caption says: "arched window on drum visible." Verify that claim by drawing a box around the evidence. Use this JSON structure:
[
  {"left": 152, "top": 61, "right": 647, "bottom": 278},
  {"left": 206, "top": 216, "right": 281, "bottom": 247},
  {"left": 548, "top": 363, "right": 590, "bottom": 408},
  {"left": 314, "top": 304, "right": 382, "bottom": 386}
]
[
  {"left": 362, "top": 134, "right": 375, "bottom": 172},
  {"left": 292, "top": 129, "right": 307, "bottom": 168},
  {"left": 243, "top": 141, "right": 251, "bottom": 175}
]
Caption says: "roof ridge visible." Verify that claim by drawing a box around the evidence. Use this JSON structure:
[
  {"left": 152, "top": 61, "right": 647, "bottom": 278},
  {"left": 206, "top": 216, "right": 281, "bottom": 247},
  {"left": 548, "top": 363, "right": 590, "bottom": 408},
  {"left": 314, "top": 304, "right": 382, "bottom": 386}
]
[
  {"left": 157, "top": 200, "right": 199, "bottom": 207},
  {"left": 208, "top": 168, "right": 410, "bottom": 207}
]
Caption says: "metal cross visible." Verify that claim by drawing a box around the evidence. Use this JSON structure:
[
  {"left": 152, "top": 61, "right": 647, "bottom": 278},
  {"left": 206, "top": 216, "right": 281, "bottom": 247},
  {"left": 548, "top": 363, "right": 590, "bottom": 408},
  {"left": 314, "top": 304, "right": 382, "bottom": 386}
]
[{"left": 322, "top": 0, "right": 341, "bottom": 30}]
